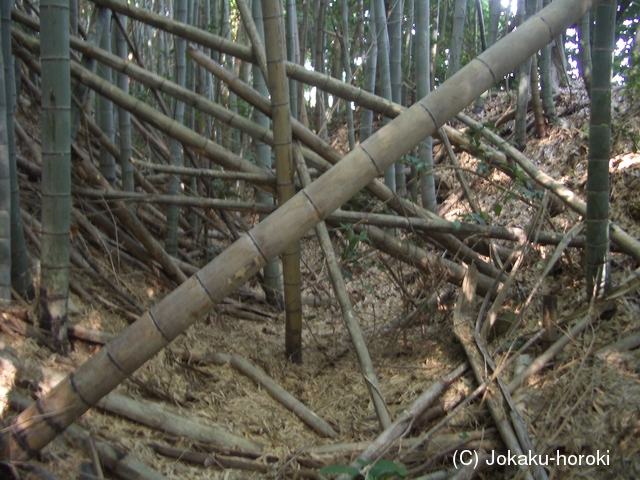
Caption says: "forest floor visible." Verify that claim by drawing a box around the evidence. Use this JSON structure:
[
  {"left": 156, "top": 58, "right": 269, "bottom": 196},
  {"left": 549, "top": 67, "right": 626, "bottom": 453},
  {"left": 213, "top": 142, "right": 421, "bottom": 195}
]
[{"left": 2, "top": 81, "right": 640, "bottom": 480}]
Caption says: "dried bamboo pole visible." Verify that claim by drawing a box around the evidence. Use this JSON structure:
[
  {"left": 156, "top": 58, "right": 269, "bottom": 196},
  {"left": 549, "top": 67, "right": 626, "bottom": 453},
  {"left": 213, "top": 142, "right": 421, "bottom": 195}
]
[
  {"left": 189, "top": 46, "right": 503, "bottom": 281},
  {"left": 356, "top": 224, "right": 497, "bottom": 296},
  {"left": 96, "top": 391, "right": 263, "bottom": 451},
  {"left": 292, "top": 144, "right": 391, "bottom": 429},
  {"left": 184, "top": 351, "right": 337, "bottom": 438},
  {"left": 235, "top": 0, "right": 268, "bottom": 81},
  {"left": 456, "top": 112, "right": 640, "bottom": 262},
  {"left": 451, "top": 266, "right": 537, "bottom": 480},
  {"left": 262, "top": 0, "right": 302, "bottom": 363},
  {"left": 131, "top": 159, "right": 273, "bottom": 184},
  {"left": 337, "top": 363, "right": 468, "bottom": 479},
  {"left": 2, "top": 0, "right": 599, "bottom": 459},
  {"left": 9, "top": 394, "right": 169, "bottom": 480},
  {"left": 74, "top": 187, "right": 275, "bottom": 214}
]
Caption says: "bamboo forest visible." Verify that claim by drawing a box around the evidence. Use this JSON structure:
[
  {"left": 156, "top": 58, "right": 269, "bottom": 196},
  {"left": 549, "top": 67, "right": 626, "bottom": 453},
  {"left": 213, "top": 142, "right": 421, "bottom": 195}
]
[{"left": 0, "top": 0, "right": 639, "bottom": 477}]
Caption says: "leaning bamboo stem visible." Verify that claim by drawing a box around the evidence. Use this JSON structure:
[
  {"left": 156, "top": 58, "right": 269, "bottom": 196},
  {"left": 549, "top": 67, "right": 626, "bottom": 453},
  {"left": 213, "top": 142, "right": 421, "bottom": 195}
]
[
  {"left": 456, "top": 112, "right": 640, "bottom": 262},
  {"left": 190, "top": 46, "right": 502, "bottom": 280},
  {"left": 292, "top": 143, "right": 391, "bottom": 429},
  {"left": 2, "top": 0, "right": 600, "bottom": 459}
]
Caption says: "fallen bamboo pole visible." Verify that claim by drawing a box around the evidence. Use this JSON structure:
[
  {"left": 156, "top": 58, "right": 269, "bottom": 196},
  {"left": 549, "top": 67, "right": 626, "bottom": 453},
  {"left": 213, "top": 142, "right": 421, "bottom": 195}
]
[
  {"left": 1, "top": 0, "right": 600, "bottom": 459},
  {"left": 456, "top": 112, "right": 640, "bottom": 262}
]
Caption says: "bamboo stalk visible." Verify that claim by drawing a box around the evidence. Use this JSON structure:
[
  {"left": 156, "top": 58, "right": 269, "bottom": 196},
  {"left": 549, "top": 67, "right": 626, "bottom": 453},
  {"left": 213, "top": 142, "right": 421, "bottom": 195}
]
[
  {"left": 96, "top": 391, "right": 263, "bottom": 452},
  {"left": 292, "top": 143, "right": 391, "bottom": 430},
  {"left": 262, "top": 0, "right": 302, "bottom": 363},
  {"left": 356, "top": 224, "right": 497, "bottom": 296},
  {"left": 184, "top": 351, "right": 337, "bottom": 438},
  {"left": 131, "top": 159, "right": 273, "bottom": 184},
  {"left": 451, "top": 266, "right": 538, "bottom": 480},
  {"left": 456, "top": 112, "right": 640, "bottom": 262},
  {"left": 2, "top": 0, "right": 600, "bottom": 459},
  {"left": 190, "top": 46, "right": 503, "bottom": 281}
]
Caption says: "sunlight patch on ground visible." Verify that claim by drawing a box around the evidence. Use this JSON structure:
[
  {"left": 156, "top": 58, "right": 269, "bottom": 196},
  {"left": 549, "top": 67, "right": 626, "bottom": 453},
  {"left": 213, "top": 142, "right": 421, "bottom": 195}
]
[{"left": 610, "top": 153, "right": 640, "bottom": 171}]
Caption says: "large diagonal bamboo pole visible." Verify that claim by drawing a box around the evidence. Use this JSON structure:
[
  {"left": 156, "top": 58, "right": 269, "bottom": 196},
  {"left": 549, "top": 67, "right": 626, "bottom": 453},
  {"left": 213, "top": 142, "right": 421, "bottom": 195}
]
[
  {"left": 188, "top": 47, "right": 504, "bottom": 281},
  {"left": 1, "top": 0, "right": 600, "bottom": 460}
]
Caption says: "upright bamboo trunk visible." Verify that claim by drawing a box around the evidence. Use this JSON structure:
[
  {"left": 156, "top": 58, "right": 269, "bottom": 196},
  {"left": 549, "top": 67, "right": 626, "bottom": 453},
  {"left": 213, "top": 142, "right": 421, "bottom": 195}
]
[
  {"left": 389, "top": 0, "right": 405, "bottom": 193},
  {"left": 373, "top": 0, "right": 396, "bottom": 191},
  {"left": 539, "top": 0, "right": 557, "bottom": 122},
  {"left": 165, "top": 0, "right": 187, "bottom": 256},
  {"left": 253, "top": 0, "right": 282, "bottom": 307},
  {"left": 514, "top": 0, "right": 536, "bottom": 150},
  {"left": 262, "top": 0, "right": 303, "bottom": 363},
  {"left": 577, "top": 12, "right": 593, "bottom": 96},
  {"left": 97, "top": 20, "right": 115, "bottom": 185},
  {"left": 70, "top": 7, "right": 108, "bottom": 141},
  {"left": 586, "top": 0, "right": 616, "bottom": 297},
  {"left": 341, "top": 0, "right": 355, "bottom": 151},
  {"left": 0, "top": 17, "right": 8, "bottom": 302},
  {"left": 1, "top": 0, "right": 602, "bottom": 460},
  {"left": 416, "top": 0, "right": 436, "bottom": 212},
  {"left": 115, "top": 14, "right": 134, "bottom": 193},
  {"left": 286, "top": 0, "right": 297, "bottom": 119},
  {"left": 448, "top": 0, "right": 466, "bottom": 78},
  {"left": 360, "top": 0, "right": 377, "bottom": 142},
  {"left": 39, "top": 0, "right": 71, "bottom": 353},
  {"left": 314, "top": 0, "right": 327, "bottom": 139},
  {"left": 3, "top": 0, "right": 33, "bottom": 300}
]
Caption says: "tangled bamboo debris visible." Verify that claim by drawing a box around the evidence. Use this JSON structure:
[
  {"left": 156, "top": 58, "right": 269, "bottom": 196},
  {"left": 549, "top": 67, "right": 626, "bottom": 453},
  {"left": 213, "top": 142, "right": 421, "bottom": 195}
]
[
  {"left": 131, "top": 159, "right": 275, "bottom": 184},
  {"left": 456, "top": 112, "right": 640, "bottom": 263},
  {"left": 183, "top": 350, "right": 338, "bottom": 438},
  {"left": 150, "top": 443, "right": 269, "bottom": 473},
  {"left": 9, "top": 394, "right": 169, "bottom": 480},
  {"left": 355, "top": 224, "right": 499, "bottom": 296},
  {"left": 450, "top": 266, "right": 541, "bottom": 480},
  {"left": 73, "top": 187, "right": 275, "bottom": 214},
  {"left": 595, "top": 333, "right": 640, "bottom": 357},
  {"left": 2, "top": 0, "right": 607, "bottom": 462},
  {"left": 337, "top": 362, "right": 468, "bottom": 479}
]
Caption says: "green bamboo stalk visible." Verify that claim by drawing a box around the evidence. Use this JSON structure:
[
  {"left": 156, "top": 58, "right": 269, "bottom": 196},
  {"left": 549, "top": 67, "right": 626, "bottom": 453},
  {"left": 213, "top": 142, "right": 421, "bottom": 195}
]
[
  {"left": 539, "top": 0, "right": 557, "bottom": 122},
  {"left": 262, "top": 0, "right": 303, "bottom": 363},
  {"left": 39, "top": 0, "right": 71, "bottom": 353},
  {"left": 360, "top": 0, "right": 377, "bottom": 142},
  {"left": 70, "top": 6, "right": 108, "bottom": 141},
  {"left": 97, "top": 17, "right": 115, "bottom": 184},
  {"left": 586, "top": 0, "right": 616, "bottom": 297},
  {"left": 448, "top": 0, "right": 467, "bottom": 78},
  {"left": 514, "top": 0, "right": 537, "bottom": 150},
  {"left": 115, "top": 14, "right": 133, "bottom": 193},
  {"left": 252, "top": 0, "right": 282, "bottom": 308},
  {"left": 165, "top": 0, "right": 187, "bottom": 256},
  {"left": 577, "top": 12, "right": 592, "bottom": 96},
  {"left": 416, "top": 0, "right": 436, "bottom": 212},
  {"left": 0, "top": 18, "right": 9, "bottom": 302},
  {"left": 340, "top": 0, "right": 355, "bottom": 150},
  {"left": 3, "top": 1, "right": 33, "bottom": 300},
  {"left": 389, "top": 0, "right": 405, "bottom": 192},
  {"left": 1, "top": 0, "right": 602, "bottom": 459},
  {"left": 285, "top": 0, "right": 297, "bottom": 119},
  {"left": 374, "top": 0, "right": 396, "bottom": 191}
]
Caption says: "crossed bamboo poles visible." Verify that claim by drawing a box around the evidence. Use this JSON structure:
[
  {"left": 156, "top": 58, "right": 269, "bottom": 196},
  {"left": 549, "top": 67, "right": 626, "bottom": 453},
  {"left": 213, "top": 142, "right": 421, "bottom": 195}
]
[{"left": 2, "top": 0, "right": 608, "bottom": 461}]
